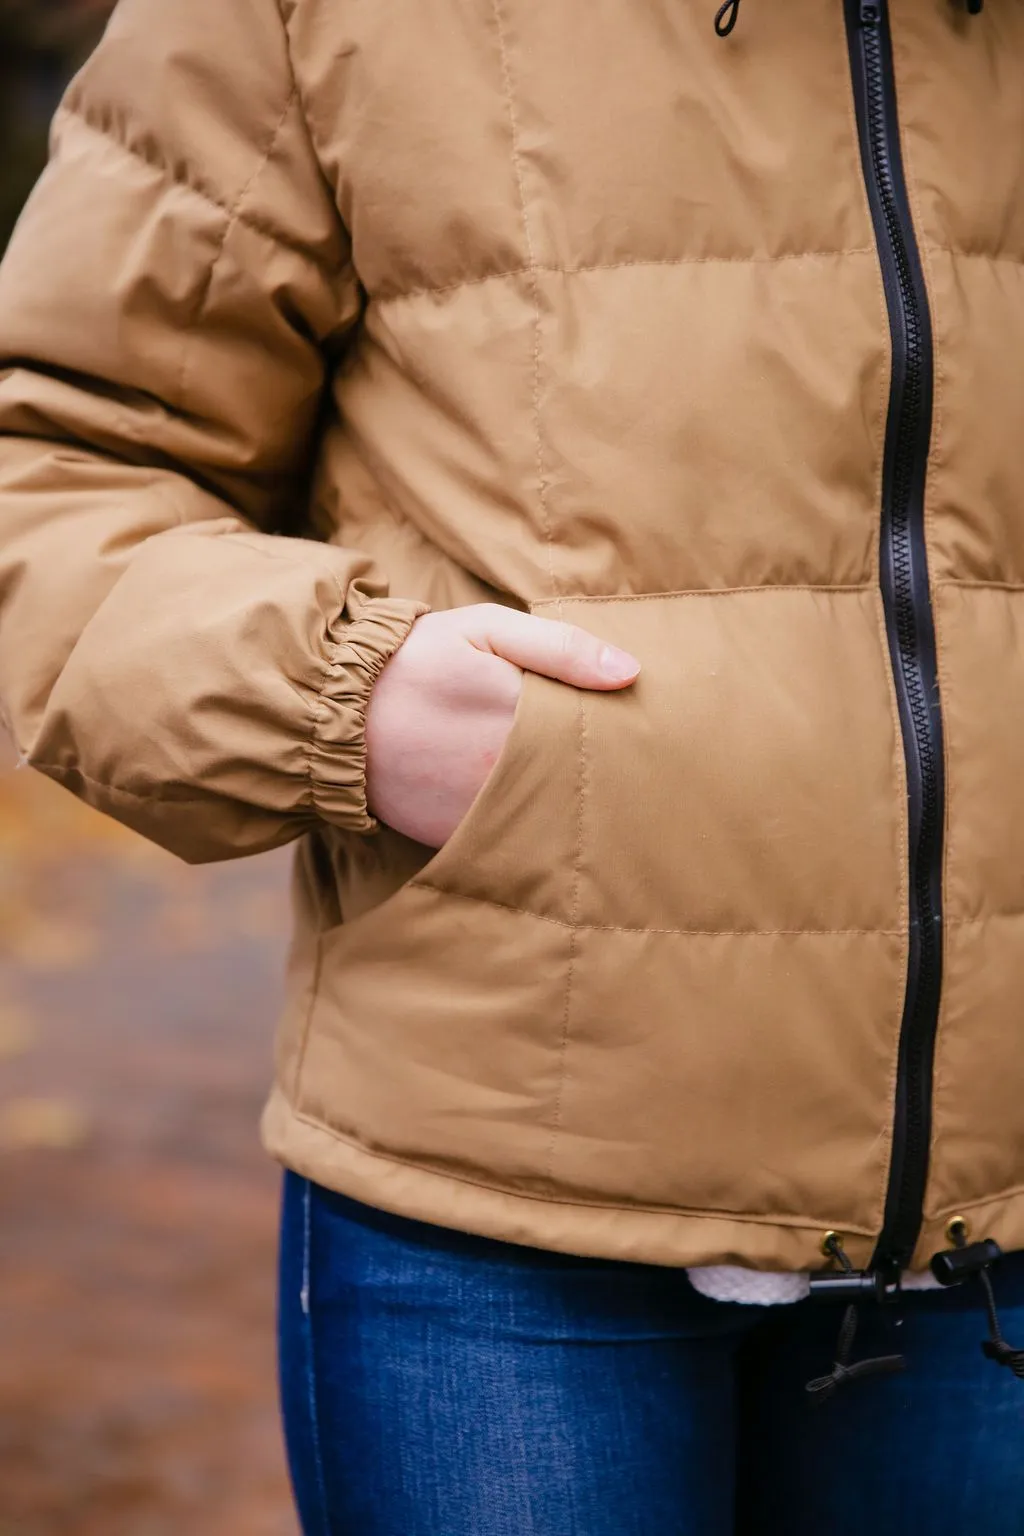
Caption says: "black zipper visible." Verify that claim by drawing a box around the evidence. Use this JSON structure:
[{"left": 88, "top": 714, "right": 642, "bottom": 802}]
[{"left": 844, "top": 0, "right": 945, "bottom": 1281}]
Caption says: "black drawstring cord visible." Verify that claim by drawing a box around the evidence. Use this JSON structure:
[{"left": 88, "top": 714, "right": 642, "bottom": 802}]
[
  {"left": 805, "top": 1234, "right": 906, "bottom": 1404},
  {"left": 714, "top": 0, "right": 741, "bottom": 37},
  {"left": 942, "top": 1221, "right": 1024, "bottom": 1378},
  {"left": 808, "top": 1221, "right": 1024, "bottom": 1401},
  {"left": 979, "top": 1266, "right": 1024, "bottom": 1377}
]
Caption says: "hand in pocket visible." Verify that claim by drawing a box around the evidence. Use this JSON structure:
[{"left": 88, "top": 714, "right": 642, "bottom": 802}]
[{"left": 365, "top": 604, "right": 641, "bottom": 847}]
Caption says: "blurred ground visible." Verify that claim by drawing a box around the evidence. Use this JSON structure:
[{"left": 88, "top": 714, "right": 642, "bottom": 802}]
[
  {"left": 1, "top": 8, "right": 298, "bottom": 1530},
  {"left": 0, "top": 746, "right": 297, "bottom": 1534}
]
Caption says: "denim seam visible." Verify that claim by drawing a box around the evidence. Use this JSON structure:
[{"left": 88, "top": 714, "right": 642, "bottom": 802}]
[{"left": 302, "top": 1179, "right": 332, "bottom": 1536}]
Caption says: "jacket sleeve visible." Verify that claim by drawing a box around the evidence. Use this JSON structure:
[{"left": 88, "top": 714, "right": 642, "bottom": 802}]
[{"left": 0, "top": 0, "right": 427, "bottom": 863}]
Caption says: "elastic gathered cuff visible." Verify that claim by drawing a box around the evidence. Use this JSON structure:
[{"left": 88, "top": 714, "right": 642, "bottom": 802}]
[{"left": 308, "top": 596, "right": 429, "bottom": 833}]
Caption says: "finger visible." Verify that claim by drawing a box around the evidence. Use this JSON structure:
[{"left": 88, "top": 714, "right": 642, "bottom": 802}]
[{"left": 466, "top": 606, "right": 640, "bottom": 690}]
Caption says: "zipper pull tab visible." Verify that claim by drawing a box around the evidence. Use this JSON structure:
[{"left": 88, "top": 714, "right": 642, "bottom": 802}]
[{"left": 860, "top": 0, "right": 880, "bottom": 26}]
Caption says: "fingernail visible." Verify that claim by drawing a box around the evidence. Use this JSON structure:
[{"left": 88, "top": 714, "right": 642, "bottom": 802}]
[{"left": 599, "top": 644, "right": 640, "bottom": 681}]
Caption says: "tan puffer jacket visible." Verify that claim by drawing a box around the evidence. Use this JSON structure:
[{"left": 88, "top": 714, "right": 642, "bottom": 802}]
[{"left": 1, "top": 0, "right": 1023, "bottom": 1286}]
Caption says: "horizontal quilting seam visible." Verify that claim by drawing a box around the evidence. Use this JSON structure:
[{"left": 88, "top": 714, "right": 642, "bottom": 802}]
[
  {"left": 289, "top": 1107, "right": 876, "bottom": 1236},
  {"left": 407, "top": 883, "right": 904, "bottom": 938},
  {"left": 935, "top": 579, "right": 1024, "bottom": 592},
  {"left": 930, "top": 1181, "right": 1024, "bottom": 1219},
  {"left": 372, "top": 247, "right": 878, "bottom": 304},
  {"left": 926, "top": 246, "right": 1024, "bottom": 268},
  {"left": 532, "top": 584, "right": 875, "bottom": 604},
  {"left": 945, "top": 913, "right": 1024, "bottom": 928},
  {"left": 55, "top": 98, "right": 328, "bottom": 267}
]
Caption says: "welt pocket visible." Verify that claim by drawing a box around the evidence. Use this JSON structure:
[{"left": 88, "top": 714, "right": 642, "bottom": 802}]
[{"left": 407, "top": 664, "right": 584, "bottom": 918}]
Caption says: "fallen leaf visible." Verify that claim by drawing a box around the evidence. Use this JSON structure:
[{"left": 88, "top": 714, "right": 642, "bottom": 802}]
[
  {"left": 0, "top": 1097, "right": 92, "bottom": 1152},
  {"left": 0, "top": 1003, "right": 37, "bottom": 1060},
  {"left": 0, "top": 912, "right": 100, "bottom": 969}
]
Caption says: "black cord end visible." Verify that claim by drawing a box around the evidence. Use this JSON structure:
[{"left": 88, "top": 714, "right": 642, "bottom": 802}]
[
  {"left": 714, "top": 0, "right": 741, "bottom": 37},
  {"left": 982, "top": 1340, "right": 1024, "bottom": 1379}
]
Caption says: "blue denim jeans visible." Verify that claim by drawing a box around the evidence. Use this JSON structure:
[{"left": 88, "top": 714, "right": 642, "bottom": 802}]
[{"left": 278, "top": 1173, "right": 1024, "bottom": 1535}]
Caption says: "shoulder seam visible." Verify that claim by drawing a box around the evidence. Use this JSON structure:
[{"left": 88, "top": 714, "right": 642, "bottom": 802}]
[
  {"left": 173, "top": 82, "right": 298, "bottom": 413},
  {"left": 54, "top": 96, "right": 328, "bottom": 268},
  {"left": 272, "top": 0, "right": 347, "bottom": 246}
]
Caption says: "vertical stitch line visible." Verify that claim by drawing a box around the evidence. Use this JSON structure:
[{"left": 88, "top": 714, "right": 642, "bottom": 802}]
[
  {"left": 290, "top": 923, "right": 327, "bottom": 1105},
  {"left": 490, "top": 0, "right": 560, "bottom": 608},
  {"left": 544, "top": 690, "right": 589, "bottom": 1181},
  {"left": 301, "top": 1179, "right": 331, "bottom": 1536}
]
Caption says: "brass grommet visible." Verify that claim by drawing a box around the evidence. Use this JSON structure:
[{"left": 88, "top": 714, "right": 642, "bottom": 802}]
[
  {"left": 821, "top": 1230, "right": 842, "bottom": 1258},
  {"left": 945, "top": 1215, "right": 969, "bottom": 1245}
]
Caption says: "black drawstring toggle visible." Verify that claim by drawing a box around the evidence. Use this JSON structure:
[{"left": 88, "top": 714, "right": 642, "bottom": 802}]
[
  {"left": 930, "top": 1235, "right": 1001, "bottom": 1286},
  {"left": 714, "top": 0, "right": 741, "bottom": 37},
  {"left": 805, "top": 1234, "right": 906, "bottom": 1404},
  {"left": 932, "top": 1220, "right": 1024, "bottom": 1380}
]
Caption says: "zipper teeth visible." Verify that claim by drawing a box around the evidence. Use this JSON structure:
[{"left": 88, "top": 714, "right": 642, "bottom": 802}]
[
  {"left": 860, "top": 15, "right": 943, "bottom": 1265},
  {"left": 863, "top": 28, "right": 937, "bottom": 822}
]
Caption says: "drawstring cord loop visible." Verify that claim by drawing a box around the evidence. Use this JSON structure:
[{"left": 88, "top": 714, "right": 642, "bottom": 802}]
[
  {"left": 805, "top": 1235, "right": 906, "bottom": 1404},
  {"left": 714, "top": 0, "right": 741, "bottom": 36}
]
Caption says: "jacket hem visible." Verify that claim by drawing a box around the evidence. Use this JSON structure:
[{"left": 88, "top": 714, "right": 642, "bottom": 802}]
[
  {"left": 264, "top": 1089, "right": 1024, "bottom": 1276},
  {"left": 261, "top": 1086, "right": 875, "bottom": 1273}
]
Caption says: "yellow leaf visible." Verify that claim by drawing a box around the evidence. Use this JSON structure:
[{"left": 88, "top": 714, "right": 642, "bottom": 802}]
[
  {"left": 0, "top": 1097, "right": 91, "bottom": 1152},
  {"left": 0, "top": 1003, "right": 37, "bottom": 1060}
]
